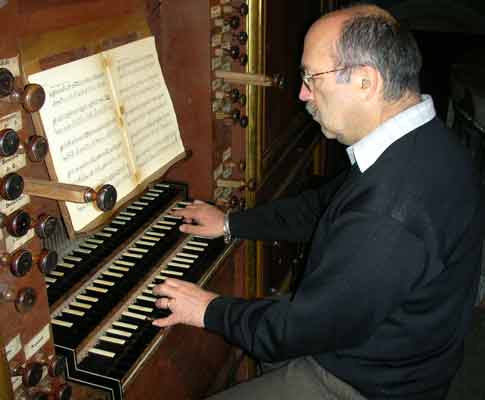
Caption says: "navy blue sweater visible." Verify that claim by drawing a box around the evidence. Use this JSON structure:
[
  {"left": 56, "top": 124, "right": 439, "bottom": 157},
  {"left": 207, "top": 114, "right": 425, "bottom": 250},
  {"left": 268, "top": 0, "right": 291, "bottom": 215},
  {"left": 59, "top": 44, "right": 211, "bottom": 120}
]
[{"left": 204, "top": 118, "right": 483, "bottom": 399}]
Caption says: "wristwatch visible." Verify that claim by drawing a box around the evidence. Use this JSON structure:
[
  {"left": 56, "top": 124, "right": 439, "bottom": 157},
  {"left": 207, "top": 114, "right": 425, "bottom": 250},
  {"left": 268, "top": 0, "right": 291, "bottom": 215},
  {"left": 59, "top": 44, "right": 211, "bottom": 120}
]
[{"left": 223, "top": 211, "right": 232, "bottom": 244}]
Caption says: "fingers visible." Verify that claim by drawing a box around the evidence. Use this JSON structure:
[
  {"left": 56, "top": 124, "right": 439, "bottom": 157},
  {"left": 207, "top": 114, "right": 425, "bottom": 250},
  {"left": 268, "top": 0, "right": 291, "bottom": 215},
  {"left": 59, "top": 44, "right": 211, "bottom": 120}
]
[
  {"left": 153, "top": 282, "right": 179, "bottom": 298},
  {"left": 152, "top": 314, "right": 177, "bottom": 328},
  {"left": 155, "top": 296, "right": 173, "bottom": 309},
  {"left": 178, "top": 223, "right": 205, "bottom": 235},
  {"left": 153, "top": 277, "right": 181, "bottom": 292}
]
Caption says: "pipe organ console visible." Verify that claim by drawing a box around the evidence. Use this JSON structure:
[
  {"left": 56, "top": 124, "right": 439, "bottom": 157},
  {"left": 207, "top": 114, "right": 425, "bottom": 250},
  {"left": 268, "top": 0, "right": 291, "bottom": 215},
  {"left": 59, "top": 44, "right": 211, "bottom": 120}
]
[
  {"left": 0, "top": 0, "right": 325, "bottom": 398},
  {"left": 0, "top": 1, "right": 253, "bottom": 398}
]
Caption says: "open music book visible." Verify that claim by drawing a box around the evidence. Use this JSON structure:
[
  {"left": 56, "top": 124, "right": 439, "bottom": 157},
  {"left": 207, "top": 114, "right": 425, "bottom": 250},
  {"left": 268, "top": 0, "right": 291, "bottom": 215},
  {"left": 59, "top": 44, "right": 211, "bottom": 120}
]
[{"left": 28, "top": 36, "right": 185, "bottom": 232}]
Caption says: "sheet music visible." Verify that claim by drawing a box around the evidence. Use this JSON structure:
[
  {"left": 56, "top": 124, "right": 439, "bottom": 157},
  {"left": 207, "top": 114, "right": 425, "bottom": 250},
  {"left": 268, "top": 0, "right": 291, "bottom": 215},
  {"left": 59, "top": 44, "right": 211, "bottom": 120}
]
[
  {"left": 108, "top": 36, "right": 184, "bottom": 182},
  {"left": 29, "top": 55, "right": 136, "bottom": 231}
]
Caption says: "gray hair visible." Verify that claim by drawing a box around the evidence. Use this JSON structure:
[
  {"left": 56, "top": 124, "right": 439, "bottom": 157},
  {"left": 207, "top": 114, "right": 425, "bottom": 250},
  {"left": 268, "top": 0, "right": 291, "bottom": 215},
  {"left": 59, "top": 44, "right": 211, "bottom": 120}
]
[{"left": 334, "top": 12, "right": 422, "bottom": 101}]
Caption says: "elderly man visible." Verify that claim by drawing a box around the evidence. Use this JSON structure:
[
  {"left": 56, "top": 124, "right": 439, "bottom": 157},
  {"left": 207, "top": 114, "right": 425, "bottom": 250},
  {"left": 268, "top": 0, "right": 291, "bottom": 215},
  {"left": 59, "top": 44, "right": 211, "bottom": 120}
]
[{"left": 153, "top": 4, "right": 482, "bottom": 399}]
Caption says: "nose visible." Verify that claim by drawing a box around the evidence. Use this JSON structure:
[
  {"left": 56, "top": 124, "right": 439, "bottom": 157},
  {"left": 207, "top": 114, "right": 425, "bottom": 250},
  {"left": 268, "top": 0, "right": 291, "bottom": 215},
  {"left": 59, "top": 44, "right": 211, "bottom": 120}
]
[{"left": 299, "top": 82, "right": 312, "bottom": 102}]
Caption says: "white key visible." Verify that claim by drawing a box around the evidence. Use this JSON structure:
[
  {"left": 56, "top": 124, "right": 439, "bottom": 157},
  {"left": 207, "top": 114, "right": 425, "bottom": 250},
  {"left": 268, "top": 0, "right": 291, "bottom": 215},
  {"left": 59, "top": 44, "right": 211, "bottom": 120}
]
[
  {"left": 168, "top": 261, "right": 190, "bottom": 269},
  {"left": 81, "top": 243, "right": 98, "bottom": 249},
  {"left": 136, "top": 240, "right": 155, "bottom": 247},
  {"left": 122, "top": 311, "right": 147, "bottom": 320},
  {"left": 145, "top": 231, "right": 165, "bottom": 238},
  {"left": 142, "top": 235, "right": 160, "bottom": 242},
  {"left": 112, "top": 220, "right": 126, "bottom": 226},
  {"left": 107, "top": 328, "right": 132, "bottom": 338},
  {"left": 100, "top": 336, "right": 125, "bottom": 345},
  {"left": 143, "top": 289, "right": 153, "bottom": 295},
  {"left": 87, "top": 286, "right": 108, "bottom": 294},
  {"left": 51, "top": 319, "right": 73, "bottom": 328},
  {"left": 87, "top": 238, "right": 104, "bottom": 244},
  {"left": 110, "top": 265, "right": 129, "bottom": 272},
  {"left": 188, "top": 240, "right": 208, "bottom": 247},
  {"left": 114, "top": 260, "right": 135, "bottom": 267},
  {"left": 160, "top": 270, "right": 183, "bottom": 276},
  {"left": 177, "top": 252, "right": 198, "bottom": 259},
  {"left": 129, "top": 304, "right": 153, "bottom": 313},
  {"left": 63, "top": 308, "right": 85, "bottom": 317},
  {"left": 70, "top": 301, "right": 91, "bottom": 310},
  {"left": 45, "top": 277, "right": 56, "bottom": 283},
  {"left": 103, "top": 271, "right": 123, "bottom": 278},
  {"left": 173, "top": 257, "right": 194, "bottom": 264},
  {"left": 158, "top": 219, "right": 176, "bottom": 226},
  {"left": 184, "top": 245, "right": 205, "bottom": 252},
  {"left": 115, "top": 216, "right": 131, "bottom": 221},
  {"left": 104, "top": 227, "right": 118, "bottom": 232},
  {"left": 165, "top": 215, "right": 182, "bottom": 220},
  {"left": 64, "top": 256, "right": 82, "bottom": 262},
  {"left": 96, "top": 232, "right": 112, "bottom": 238},
  {"left": 128, "top": 205, "right": 143, "bottom": 211},
  {"left": 153, "top": 224, "right": 172, "bottom": 231},
  {"left": 178, "top": 201, "right": 191, "bottom": 205},
  {"left": 148, "top": 188, "right": 163, "bottom": 193},
  {"left": 57, "top": 262, "right": 75, "bottom": 269},
  {"left": 74, "top": 248, "right": 92, "bottom": 254},
  {"left": 129, "top": 247, "right": 149, "bottom": 254},
  {"left": 50, "top": 271, "right": 64, "bottom": 277},
  {"left": 133, "top": 201, "right": 149, "bottom": 206},
  {"left": 89, "top": 348, "right": 115, "bottom": 358},
  {"left": 137, "top": 295, "right": 157, "bottom": 302},
  {"left": 113, "top": 321, "right": 138, "bottom": 330},
  {"left": 78, "top": 294, "right": 98, "bottom": 303},
  {"left": 123, "top": 252, "right": 143, "bottom": 259},
  {"left": 120, "top": 211, "right": 136, "bottom": 217},
  {"left": 94, "top": 279, "right": 115, "bottom": 287}
]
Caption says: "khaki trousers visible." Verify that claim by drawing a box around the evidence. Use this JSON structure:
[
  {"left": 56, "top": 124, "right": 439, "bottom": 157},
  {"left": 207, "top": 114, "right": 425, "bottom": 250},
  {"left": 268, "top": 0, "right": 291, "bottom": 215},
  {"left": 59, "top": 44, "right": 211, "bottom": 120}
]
[{"left": 207, "top": 357, "right": 366, "bottom": 400}]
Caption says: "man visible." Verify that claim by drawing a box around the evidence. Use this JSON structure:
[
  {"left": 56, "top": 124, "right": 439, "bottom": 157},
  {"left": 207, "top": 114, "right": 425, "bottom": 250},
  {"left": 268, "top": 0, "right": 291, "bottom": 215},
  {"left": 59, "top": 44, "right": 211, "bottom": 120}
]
[{"left": 153, "top": 4, "right": 482, "bottom": 399}]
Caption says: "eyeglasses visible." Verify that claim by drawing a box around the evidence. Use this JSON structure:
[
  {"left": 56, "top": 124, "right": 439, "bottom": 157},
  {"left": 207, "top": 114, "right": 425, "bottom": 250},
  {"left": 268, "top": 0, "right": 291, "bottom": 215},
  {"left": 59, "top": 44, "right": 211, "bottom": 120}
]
[{"left": 300, "top": 66, "right": 349, "bottom": 92}]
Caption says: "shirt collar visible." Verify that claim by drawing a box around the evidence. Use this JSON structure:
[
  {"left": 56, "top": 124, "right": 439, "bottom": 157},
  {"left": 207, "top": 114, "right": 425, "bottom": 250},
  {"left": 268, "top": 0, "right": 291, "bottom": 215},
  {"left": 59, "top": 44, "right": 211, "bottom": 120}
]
[{"left": 346, "top": 94, "right": 436, "bottom": 172}]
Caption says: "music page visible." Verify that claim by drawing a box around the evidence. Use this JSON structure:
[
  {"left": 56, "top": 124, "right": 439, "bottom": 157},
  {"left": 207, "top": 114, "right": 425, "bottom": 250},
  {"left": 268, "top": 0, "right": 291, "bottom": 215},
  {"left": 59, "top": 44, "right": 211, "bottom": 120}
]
[
  {"left": 29, "top": 55, "right": 136, "bottom": 231},
  {"left": 107, "top": 36, "right": 184, "bottom": 183}
]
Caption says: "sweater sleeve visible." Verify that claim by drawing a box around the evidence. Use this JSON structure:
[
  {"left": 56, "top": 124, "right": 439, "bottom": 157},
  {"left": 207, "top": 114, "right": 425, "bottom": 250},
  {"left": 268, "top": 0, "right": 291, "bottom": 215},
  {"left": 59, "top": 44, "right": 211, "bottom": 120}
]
[
  {"left": 204, "top": 210, "right": 427, "bottom": 362},
  {"left": 229, "top": 169, "right": 350, "bottom": 242}
]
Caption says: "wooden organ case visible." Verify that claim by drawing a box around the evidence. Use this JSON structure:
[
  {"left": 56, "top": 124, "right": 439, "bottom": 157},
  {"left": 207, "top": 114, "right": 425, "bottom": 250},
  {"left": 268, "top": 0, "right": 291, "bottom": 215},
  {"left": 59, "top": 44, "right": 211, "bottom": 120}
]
[{"left": 0, "top": 0, "right": 327, "bottom": 399}]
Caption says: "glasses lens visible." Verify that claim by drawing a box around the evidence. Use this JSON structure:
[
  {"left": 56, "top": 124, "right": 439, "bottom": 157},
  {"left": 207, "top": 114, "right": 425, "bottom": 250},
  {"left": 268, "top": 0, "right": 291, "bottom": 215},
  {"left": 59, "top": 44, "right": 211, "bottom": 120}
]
[{"left": 300, "top": 69, "right": 312, "bottom": 92}]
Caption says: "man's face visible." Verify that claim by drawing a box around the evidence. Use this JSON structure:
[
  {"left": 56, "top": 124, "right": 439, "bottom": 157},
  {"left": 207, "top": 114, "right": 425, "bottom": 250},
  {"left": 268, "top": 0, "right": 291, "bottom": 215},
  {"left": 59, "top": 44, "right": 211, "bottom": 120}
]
[{"left": 299, "top": 18, "right": 361, "bottom": 145}]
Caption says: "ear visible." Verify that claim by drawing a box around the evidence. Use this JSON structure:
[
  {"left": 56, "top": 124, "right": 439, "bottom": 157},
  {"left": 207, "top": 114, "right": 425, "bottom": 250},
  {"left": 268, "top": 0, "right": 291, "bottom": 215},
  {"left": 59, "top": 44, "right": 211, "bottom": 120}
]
[{"left": 351, "top": 65, "right": 381, "bottom": 101}]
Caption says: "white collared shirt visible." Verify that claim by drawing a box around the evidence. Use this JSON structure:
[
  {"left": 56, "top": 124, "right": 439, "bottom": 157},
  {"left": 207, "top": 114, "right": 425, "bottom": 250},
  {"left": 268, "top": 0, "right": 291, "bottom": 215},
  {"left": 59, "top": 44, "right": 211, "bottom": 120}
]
[{"left": 346, "top": 95, "right": 436, "bottom": 173}]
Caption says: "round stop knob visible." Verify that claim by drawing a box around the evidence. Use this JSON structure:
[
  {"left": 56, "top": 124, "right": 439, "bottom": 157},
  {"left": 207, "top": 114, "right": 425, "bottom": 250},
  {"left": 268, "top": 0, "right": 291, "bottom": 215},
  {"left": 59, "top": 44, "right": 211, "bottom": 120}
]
[
  {"left": 26, "top": 135, "right": 49, "bottom": 162},
  {"left": 21, "top": 84, "right": 46, "bottom": 113},
  {"left": 0, "top": 68, "right": 15, "bottom": 97},
  {"left": 21, "top": 362, "right": 43, "bottom": 387},
  {"left": 37, "top": 249, "right": 58, "bottom": 275},
  {"left": 0, "top": 129, "right": 19, "bottom": 157},
  {"left": 15, "top": 287, "right": 37, "bottom": 313},
  {"left": 96, "top": 184, "right": 117, "bottom": 211},
  {"left": 5, "top": 209, "right": 31, "bottom": 237},
  {"left": 9, "top": 249, "right": 33, "bottom": 277},
  {"left": 0, "top": 172, "right": 24, "bottom": 200}
]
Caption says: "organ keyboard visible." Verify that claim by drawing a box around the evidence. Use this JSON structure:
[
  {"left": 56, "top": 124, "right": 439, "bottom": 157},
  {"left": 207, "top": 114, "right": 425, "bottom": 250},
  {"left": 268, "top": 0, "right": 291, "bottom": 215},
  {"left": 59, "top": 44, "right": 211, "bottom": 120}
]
[
  {"left": 45, "top": 181, "right": 234, "bottom": 399},
  {"left": 46, "top": 182, "right": 185, "bottom": 306},
  {"left": 0, "top": 5, "right": 252, "bottom": 398}
]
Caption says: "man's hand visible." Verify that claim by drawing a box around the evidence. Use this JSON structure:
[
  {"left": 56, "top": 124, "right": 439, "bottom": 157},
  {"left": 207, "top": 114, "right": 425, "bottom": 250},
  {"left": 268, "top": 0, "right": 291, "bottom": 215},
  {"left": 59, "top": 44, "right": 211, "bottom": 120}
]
[
  {"left": 152, "top": 278, "right": 219, "bottom": 328},
  {"left": 171, "top": 200, "right": 225, "bottom": 238}
]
